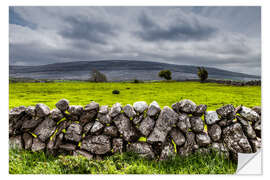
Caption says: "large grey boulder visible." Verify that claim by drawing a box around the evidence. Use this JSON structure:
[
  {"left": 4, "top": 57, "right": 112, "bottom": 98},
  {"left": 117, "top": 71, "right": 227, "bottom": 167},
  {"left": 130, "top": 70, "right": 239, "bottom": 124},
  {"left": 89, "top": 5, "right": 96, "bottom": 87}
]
[
  {"left": 112, "top": 138, "right": 124, "bottom": 154},
  {"left": 178, "top": 99, "right": 196, "bottom": 114},
  {"left": 147, "top": 106, "right": 179, "bottom": 144},
  {"left": 177, "top": 113, "right": 191, "bottom": 133},
  {"left": 31, "top": 138, "right": 46, "bottom": 152},
  {"left": 133, "top": 114, "right": 144, "bottom": 125},
  {"left": 90, "top": 121, "right": 104, "bottom": 135},
  {"left": 50, "top": 108, "right": 64, "bottom": 121},
  {"left": 193, "top": 104, "right": 207, "bottom": 116},
  {"left": 68, "top": 105, "right": 83, "bottom": 116},
  {"left": 159, "top": 140, "right": 176, "bottom": 160},
  {"left": 196, "top": 132, "right": 211, "bottom": 147},
  {"left": 34, "top": 117, "right": 56, "bottom": 142},
  {"left": 85, "top": 101, "right": 99, "bottom": 111},
  {"left": 208, "top": 124, "right": 222, "bottom": 142},
  {"left": 223, "top": 123, "right": 252, "bottom": 159},
  {"left": 103, "top": 126, "right": 118, "bottom": 137},
  {"left": 83, "top": 121, "right": 95, "bottom": 135},
  {"left": 109, "top": 103, "right": 122, "bottom": 118},
  {"left": 81, "top": 135, "right": 111, "bottom": 155},
  {"left": 239, "top": 106, "right": 260, "bottom": 122},
  {"left": 189, "top": 116, "right": 204, "bottom": 133},
  {"left": 25, "top": 106, "right": 36, "bottom": 117},
  {"left": 249, "top": 138, "right": 261, "bottom": 153},
  {"left": 169, "top": 128, "right": 185, "bottom": 146},
  {"left": 23, "top": 133, "right": 33, "bottom": 150},
  {"left": 237, "top": 116, "right": 256, "bottom": 139},
  {"left": 216, "top": 104, "right": 235, "bottom": 119},
  {"left": 126, "top": 142, "right": 155, "bottom": 159},
  {"left": 65, "top": 123, "right": 82, "bottom": 142},
  {"left": 36, "top": 103, "right": 50, "bottom": 118},
  {"left": 113, "top": 113, "right": 139, "bottom": 142},
  {"left": 56, "top": 99, "right": 69, "bottom": 112},
  {"left": 205, "top": 111, "right": 220, "bottom": 125},
  {"left": 138, "top": 116, "right": 155, "bottom": 137},
  {"left": 147, "top": 101, "right": 161, "bottom": 117},
  {"left": 123, "top": 104, "right": 136, "bottom": 118},
  {"left": 9, "top": 135, "right": 23, "bottom": 149},
  {"left": 133, "top": 101, "right": 148, "bottom": 114}
]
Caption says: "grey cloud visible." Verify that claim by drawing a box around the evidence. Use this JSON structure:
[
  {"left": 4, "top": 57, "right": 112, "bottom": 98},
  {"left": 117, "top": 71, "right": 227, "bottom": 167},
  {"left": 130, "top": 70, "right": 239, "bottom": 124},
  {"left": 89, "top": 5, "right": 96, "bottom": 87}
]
[
  {"left": 135, "top": 12, "right": 218, "bottom": 42},
  {"left": 59, "top": 16, "right": 115, "bottom": 45}
]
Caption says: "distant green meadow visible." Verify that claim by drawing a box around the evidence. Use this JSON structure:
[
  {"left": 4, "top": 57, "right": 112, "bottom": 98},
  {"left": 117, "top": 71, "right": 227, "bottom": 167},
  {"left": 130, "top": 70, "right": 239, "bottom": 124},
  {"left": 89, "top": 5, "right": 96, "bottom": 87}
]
[{"left": 9, "top": 81, "right": 261, "bottom": 174}]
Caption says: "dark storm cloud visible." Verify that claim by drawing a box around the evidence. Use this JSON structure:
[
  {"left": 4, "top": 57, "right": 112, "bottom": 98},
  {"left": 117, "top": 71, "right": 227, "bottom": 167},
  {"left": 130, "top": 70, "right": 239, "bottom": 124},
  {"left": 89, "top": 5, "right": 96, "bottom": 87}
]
[
  {"left": 9, "top": 7, "right": 261, "bottom": 75},
  {"left": 59, "top": 16, "right": 115, "bottom": 45},
  {"left": 136, "top": 12, "right": 218, "bottom": 42}
]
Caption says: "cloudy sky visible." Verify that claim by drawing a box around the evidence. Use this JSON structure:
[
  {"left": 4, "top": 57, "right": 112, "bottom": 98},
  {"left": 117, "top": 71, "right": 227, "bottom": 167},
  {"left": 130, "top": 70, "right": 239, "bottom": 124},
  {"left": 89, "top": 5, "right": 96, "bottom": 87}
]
[{"left": 9, "top": 6, "right": 261, "bottom": 75}]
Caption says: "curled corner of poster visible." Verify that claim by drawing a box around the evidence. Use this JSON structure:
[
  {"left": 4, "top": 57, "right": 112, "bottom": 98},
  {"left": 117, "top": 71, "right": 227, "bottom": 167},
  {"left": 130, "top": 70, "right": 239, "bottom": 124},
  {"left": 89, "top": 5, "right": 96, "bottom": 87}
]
[{"left": 236, "top": 150, "right": 262, "bottom": 175}]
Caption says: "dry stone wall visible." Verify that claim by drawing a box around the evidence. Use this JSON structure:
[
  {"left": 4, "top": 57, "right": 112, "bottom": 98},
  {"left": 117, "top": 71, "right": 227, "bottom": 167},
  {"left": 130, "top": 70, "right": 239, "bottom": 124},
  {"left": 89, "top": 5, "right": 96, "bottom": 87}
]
[{"left": 9, "top": 99, "right": 261, "bottom": 161}]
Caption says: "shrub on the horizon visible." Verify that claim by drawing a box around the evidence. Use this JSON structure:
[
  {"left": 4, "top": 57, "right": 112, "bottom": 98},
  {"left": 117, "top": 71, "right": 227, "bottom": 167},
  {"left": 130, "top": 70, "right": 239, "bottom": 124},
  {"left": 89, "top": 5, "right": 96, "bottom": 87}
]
[
  {"left": 158, "top": 70, "right": 172, "bottom": 80},
  {"left": 112, "top": 90, "right": 120, "bottom": 94},
  {"left": 89, "top": 69, "right": 107, "bottom": 82},
  {"left": 197, "top": 67, "right": 208, "bottom": 83}
]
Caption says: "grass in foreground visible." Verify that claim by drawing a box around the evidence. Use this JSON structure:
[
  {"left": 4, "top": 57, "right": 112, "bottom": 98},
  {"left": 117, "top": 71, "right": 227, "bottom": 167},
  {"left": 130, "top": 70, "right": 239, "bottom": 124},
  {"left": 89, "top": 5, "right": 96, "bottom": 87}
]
[
  {"left": 9, "top": 81, "right": 261, "bottom": 110},
  {"left": 9, "top": 148, "right": 237, "bottom": 174}
]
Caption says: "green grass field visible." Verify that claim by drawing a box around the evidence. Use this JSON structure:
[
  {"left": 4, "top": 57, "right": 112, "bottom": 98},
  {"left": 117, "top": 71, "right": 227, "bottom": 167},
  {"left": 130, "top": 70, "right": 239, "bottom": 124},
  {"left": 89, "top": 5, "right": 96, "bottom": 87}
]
[{"left": 9, "top": 81, "right": 261, "bottom": 174}]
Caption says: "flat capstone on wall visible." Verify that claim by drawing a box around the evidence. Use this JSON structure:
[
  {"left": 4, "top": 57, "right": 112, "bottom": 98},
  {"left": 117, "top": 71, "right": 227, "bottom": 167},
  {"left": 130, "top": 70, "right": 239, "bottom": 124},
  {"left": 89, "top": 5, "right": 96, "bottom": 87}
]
[{"left": 9, "top": 99, "right": 261, "bottom": 161}]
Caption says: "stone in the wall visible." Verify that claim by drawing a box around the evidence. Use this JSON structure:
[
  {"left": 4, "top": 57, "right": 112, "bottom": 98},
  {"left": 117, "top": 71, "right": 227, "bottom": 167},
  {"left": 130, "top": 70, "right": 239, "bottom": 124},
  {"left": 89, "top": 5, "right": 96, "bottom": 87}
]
[
  {"left": 56, "top": 120, "right": 71, "bottom": 136},
  {"left": 249, "top": 138, "right": 261, "bottom": 153},
  {"left": 34, "top": 117, "right": 56, "bottom": 142},
  {"left": 51, "top": 108, "right": 64, "bottom": 121},
  {"left": 73, "top": 150, "right": 94, "bottom": 160},
  {"left": 237, "top": 116, "right": 256, "bottom": 139},
  {"left": 81, "top": 135, "right": 111, "bottom": 155},
  {"left": 208, "top": 124, "right": 222, "bottom": 142},
  {"left": 253, "top": 119, "right": 261, "bottom": 138},
  {"left": 25, "top": 106, "right": 36, "bottom": 117},
  {"left": 123, "top": 104, "right": 136, "bottom": 119},
  {"left": 189, "top": 116, "right": 204, "bottom": 133},
  {"left": 97, "top": 111, "right": 112, "bottom": 124},
  {"left": 83, "top": 121, "right": 95, "bottom": 135},
  {"left": 21, "top": 117, "right": 43, "bottom": 132},
  {"left": 9, "top": 106, "right": 26, "bottom": 123},
  {"left": 56, "top": 99, "right": 69, "bottom": 112},
  {"left": 59, "top": 144, "right": 77, "bottom": 151},
  {"left": 205, "top": 111, "right": 220, "bottom": 125},
  {"left": 80, "top": 105, "right": 98, "bottom": 126},
  {"left": 178, "top": 99, "right": 196, "bottom": 114},
  {"left": 133, "top": 101, "right": 148, "bottom": 114},
  {"left": 223, "top": 123, "right": 252, "bottom": 159},
  {"left": 22, "top": 133, "right": 33, "bottom": 150},
  {"left": 159, "top": 140, "right": 176, "bottom": 160},
  {"left": 65, "top": 123, "right": 82, "bottom": 142},
  {"left": 252, "top": 106, "right": 261, "bottom": 116},
  {"left": 113, "top": 113, "right": 139, "bottom": 142},
  {"left": 211, "top": 142, "right": 229, "bottom": 157},
  {"left": 147, "top": 101, "right": 161, "bottom": 117},
  {"left": 169, "top": 127, "right": 185, "bottom": 146},
  {"left": 218, "top": 118, "right": 233, "bottom": 127},
  {"left": 85, "top": 101, "right": 99, "bottom": 111},
  {"left": 177, "top": 113, "right": 191, "bottom": 133},
  {"left": 172, "top": 102, "right": 180, "bottom": 114},
  {"left": 31, "top": 138, "right": 46, "bottom": 152},
  {"left": 138, "top": 116, "right": 155, "bottom": 137},
  {"left": 103, "top": 126, "right": 118, "bottom": 137},
  {"left": 178, "top": 132, "right": 198, "bottom": 157},
  {"left": 54, "top": 133, "right": 64, "bottom": 149},
  {"left": 98, "top": 105, "right": 109, "bottom": 114},
  {"left": 196, "top": 132, "right": 211, "bottom": 147},
  {"left": 239, "top": 106, "right": 260, "bottom": 122},
  {"left": 109, "top": 103, "right": 122, "bottom": 118},
  {"left": 90, "top": 121, "right": 104, "bottom": 135},
  {"left": 126, "top": 142, "right": 155, "bottom": 159},
  {"left": 133, "top": 114, "right": 144, "bottom": 125},
  {"left": 9, "top": 135, "right": 23, "bottom": 149},
  {"left": 193, "top": 104, "right": 207, "bottom": 116},
  {"left": 36, "top": 103, "right": 50, "bottom": 118},
  {"left": 112, "top": 138, "right": 124, "bottom": 153},
  {"left": 216, "top": 104, "right": 235, "bottom": 119},
  {"left": 147, "top": 106, "right": 178, "bottom": 144},
  {"left": 68, "top": 105, "right": 83, "bottom": 116}
]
